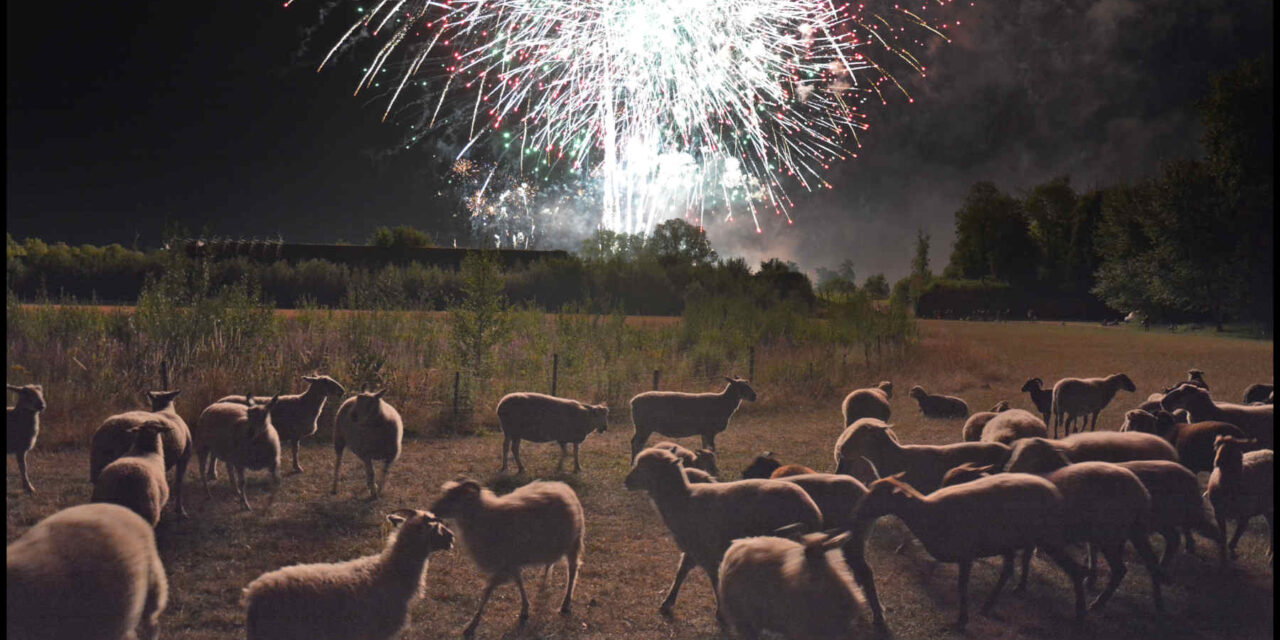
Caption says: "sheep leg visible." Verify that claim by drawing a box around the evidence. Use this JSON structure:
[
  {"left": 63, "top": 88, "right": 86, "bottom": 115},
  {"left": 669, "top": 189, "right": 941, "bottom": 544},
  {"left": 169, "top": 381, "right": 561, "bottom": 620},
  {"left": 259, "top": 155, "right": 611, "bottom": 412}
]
[
  {"left": 700, "top": 433, "right": 715, "bottom": 451},
  {"left": 841, "top": 546, "right": 885, "bottom": 627},
  {"left": 704, "top": 565, "right": 727, "bottom": 626},
  {"left": 955, "top": 559, "right": 972, "bottom": 630},
  {"left": 1129, "top": 531, "right": 1165, "bottom": 612},
  {"left": 376, "top": 459, "right": 393, "bottom": 497},
  {"left": 513, "top": 571, "right": 530, "bottom": 623},
  {"left": 500, "top": 436, "right": 511, "bottom": 473},
  {"left": 980, "top": 551, "right": 1017, "bottom": 617},
  {"left": 556, "top": 442, "right": 569, "bottom": 473},
  {"left": 1265, "top": 513, "right": 1273, "bottom": 564},
  {"left": 363, "top": 459, "right": 378, "bottom": 500},
  {"left": 1015, "top": 546, "right": 1032, "bottom": 591},
  {"left": 511, "top": 439, "right": 526, "bottom": 474},
  {"left": 1158, "top": 528, "right": 1179, "bottom": 567},
  {"left": 198, "top": 450, "right": 211, "bottom": 497},
  {"left": 330, "top": 437, "right": 345, "bottom": 495},
  {"left": 1227, "top": 517, "right": 1249, "bottom": 559},
  {"left": 236, "top": 466, "right": 253, "bottom": 512},
  {"left": 290, "top": 439, "right": 303, "bottom": 474},
  {"left": 572, "top": 442, "right": 581, "bottom": 473},
  {"left": 1087, "top": 543, "right": 1127, "bottom": 612},
  {"left": 560, "top": 541, "right": 580, "bottom": 614},
  {"left": 16, "top": 452, "right": 35, "bottom": 493},
  {"left": 629, "top": 430, "right": 650, "bottom": 463},
  {"left": 658, "top": 553, "right": 695, "bottom": 615},
  {"left": 1085, "top": 543, "right": 1098, "bottom": 588},
  {"left": 1216, "top": 513, "right": 1230, "bottom": 565},
  {"left": 1039, "top": 545, "right": 1087, "bottom": 624},
  {"left": 462, "top": 575, "right": 504, "bottom": 639},
  {"left": 173, "top": 453, "right": 189, "bottom": 518}
]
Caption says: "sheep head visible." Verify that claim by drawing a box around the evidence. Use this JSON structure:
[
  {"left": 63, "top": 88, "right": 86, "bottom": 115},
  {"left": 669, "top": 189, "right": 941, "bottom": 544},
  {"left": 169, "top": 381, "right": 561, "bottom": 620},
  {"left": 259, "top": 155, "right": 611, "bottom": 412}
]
[
  {"left": 856, "top": 473, "right": 919, "bottom": 521},
  {"left": 990, "top": 400, "right": 1011, "bottom": 412},
  {"left": 303, "top": 374, "right": 347, "bottom": 397},
  {"left": 1160, "top": 384, "right": 1207, "bottom": 412},
  {"left": 7, "top": 384, "right": 45, "bottom": 412},
  {"left": 1005, "top": 438, "right": 1069, "bottom": 474},
  {"left": 724, "top": 377, "right": 757, "bottom": 402},
  {"left": 1120, "top": 409, "right": 1157, "bottom": 434},
  {"left": 908, "top": 385, "right": 926, "bottom": 400},
  {"left": 623, "top": 448, "right": 685, "bottom": 493},
  {"left": 386, "top": 509, "right": 455, "bottom": 553},
  {"left": 1212, "top": 435, "right": 1257, "bottom": 473},
  {"left": 1109, "top": 373, "right": 1137, "bottom": 393},
  {"left": 350, "top": 390, "right": 387, "bottom": 422},
  {"left": 146, "top": 389, "right": 181, "bottom": 411},
  {"left": 1020, "top": 378, "right": 1043, "bottom": 393},
  {"left": 691, "top": 448, "right": 718, "bottom": 475},
  {"left": 741, "top": 454, "right": 782, "bottom": 479},
  {"left": 588, "top": 403, "right": 608, "bottom": 433},
  {"left": 940, "top": 462, "right": 994, "bottom": 488},
  {"left": 125, "top": 420, "right": 173, "bottom": 453},
  {"left": 431, "top": 479, "right": 485, "bottom": 518},
  {"left": 877, "top": 381, "right": 894, "bottom": 398},
  {"left": 244, "top": 395, "right": 280, "bottom": 442}
]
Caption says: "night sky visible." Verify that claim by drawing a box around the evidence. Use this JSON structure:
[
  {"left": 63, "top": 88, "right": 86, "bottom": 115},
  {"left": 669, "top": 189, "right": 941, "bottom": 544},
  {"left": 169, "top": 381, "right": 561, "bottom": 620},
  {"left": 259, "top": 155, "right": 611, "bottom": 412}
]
[{"left": 6, "top": 0, "right": 1273, "bottom": 281}]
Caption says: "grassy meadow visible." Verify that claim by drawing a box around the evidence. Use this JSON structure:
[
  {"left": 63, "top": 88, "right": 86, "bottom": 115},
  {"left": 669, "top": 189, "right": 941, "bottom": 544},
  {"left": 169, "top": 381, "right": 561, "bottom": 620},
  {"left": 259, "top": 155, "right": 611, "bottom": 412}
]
[{"left": 6, "top": 317, "right": 1274, "bottom": 639}]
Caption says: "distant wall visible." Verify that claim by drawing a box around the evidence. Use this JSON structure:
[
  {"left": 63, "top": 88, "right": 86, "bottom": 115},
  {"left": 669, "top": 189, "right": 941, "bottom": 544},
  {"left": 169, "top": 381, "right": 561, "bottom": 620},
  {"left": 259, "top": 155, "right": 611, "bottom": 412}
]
[{"left": 181, "top": 240, "right": 568, "bottom": 270}]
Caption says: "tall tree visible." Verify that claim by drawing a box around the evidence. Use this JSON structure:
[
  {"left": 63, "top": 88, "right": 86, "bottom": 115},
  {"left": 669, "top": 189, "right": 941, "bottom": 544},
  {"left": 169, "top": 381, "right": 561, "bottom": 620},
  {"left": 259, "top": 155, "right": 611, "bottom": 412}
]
[
  {"left": 1023, "top": 176, "right": 1077, "bottom": 288},
  {"left": 945, "top": 182, "right": 1037, "bottom": 285}
]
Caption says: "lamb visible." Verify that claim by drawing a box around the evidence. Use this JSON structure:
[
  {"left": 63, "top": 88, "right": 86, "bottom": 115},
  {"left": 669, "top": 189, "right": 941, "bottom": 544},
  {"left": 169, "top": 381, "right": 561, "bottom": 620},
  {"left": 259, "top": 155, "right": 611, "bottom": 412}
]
[
  {"left": 1242, "top": 383, "right": 1274, "bottom": 405},
  {"left": 243, "top": 509, "right": 455, "bottom": 640},
  {"left": 629, "top": 376, "right": 756, "bottom": 461},
  {"left": 841, "top": 381, "right": 893, "bottom": 426},
  {"left": 718, "top": 530, "right": 868, "bottom": 640},
  {"left": 90, "top": 389, "right": 193, "bottom": 519},
  {"left": 1114, "top": 460, "right": 1222, "bottom": 566},
  {"left": 7, "top": 503, "right": 167, "bottom": 640},
  {"left": 652, "top": 441, "right": 719, "bottom": 476},
  {"left": 429, "top": 478, "right": 584, "bottom": 638},
  {"left": 91, "top": 420, "right": 172, "bottom": 527},
  {"left": 194, "top": 395, "right": 282, "bottom": 511},
  {"left": 1050, "top": 373, "right": 1136, "bottom": 437},
  {"left": 961, "top": 400, "right": 1011, "bottom": 442},
  {"left": 1004, "top": 439, "right": 1166, "bottom": 613},
  {"left": 1021, "top": 378, "right": 1054, "bottom": 425},
  {"left": 6, "top": 383, "right": 45, "bottom": 494},
  {"left": 217, "top": 374, "right": 345, "bottom": 474},
  {"left": 849, "top": 472, "right": 1087, "bottom": 630},
  {"left": 623, "top": 447, "right": 822, "bottom": 621},
  {"left": 907, "top": 385, "right": 969, "bottom": 419},
  {"left": 979, "top": 408, "right": 1049, "bottom": 445},
  {"left": 739, "top": 452, "right": 814, "bottom": 479},
  {"left": 1161, "top": 384, "right": 1274, "bottom": 450},
  {"left": 332, "top": 389, "right": 403, "bottom": 500},
  {"left": 833, "top": 418, "right": 1010, "bottom": 492},
  {"left": 496, "top": 392, "right": 608, "bottom": 474},
  {"left": 1206, "top": 436, "right": 1273, "bottom": 566},
  {"left": 1119, "top": 409, "right": 1247, "bottom": 473}
]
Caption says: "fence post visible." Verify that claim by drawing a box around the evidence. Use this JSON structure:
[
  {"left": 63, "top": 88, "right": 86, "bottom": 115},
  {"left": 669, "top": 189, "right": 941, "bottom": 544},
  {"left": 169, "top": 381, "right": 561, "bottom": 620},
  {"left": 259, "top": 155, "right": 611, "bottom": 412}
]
[
  {"left": 452, "top": 372, "right": 460, "bottom": 431},
  {"left": 652, "top": 369, "right": 660, "bottom": 390},
  {"left": 551, "top": 353, "right": 559, "bottom": 396},
  {"left": 160, "top": 359, "right": 170, "bottom": 390},
  {"left": 808, "top": 362, "right": 814, "bottom": 379},
  {"left": 748, "top": 347, "right": 755, "bottom": 381}
]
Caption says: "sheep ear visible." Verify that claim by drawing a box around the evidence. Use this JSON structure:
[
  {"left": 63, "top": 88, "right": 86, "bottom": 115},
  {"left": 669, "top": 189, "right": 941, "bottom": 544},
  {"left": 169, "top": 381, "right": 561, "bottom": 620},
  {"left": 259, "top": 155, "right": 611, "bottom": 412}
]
[
  {"left": 860, "top": 456, "right": 881, "bottom": 480},
  {"left": 387, "top": 508, "right": 421, "bottom": 526},
  {"left": 245, "top": 394, "right": 255, "bottom": 407},
  {"left": 822, "top": 531, "right": 853, "bottom": 550},
  {"left": 372, "top": 389, "right": 386, "bottom": 400},
  {"left": 267, "top": 393, "right": 281, "bottom": 409},
  {"left": 302, "top": 375, "right": 317, "bottom": 382},
  {"left": 6, "top": 384, "right": 21, "bottom": 392},
  {"left": 773, "top": 522, "right": 809, "bottom": 539},
  {"left": 975, "top": 464, "right": 995, "bottom": 474}
]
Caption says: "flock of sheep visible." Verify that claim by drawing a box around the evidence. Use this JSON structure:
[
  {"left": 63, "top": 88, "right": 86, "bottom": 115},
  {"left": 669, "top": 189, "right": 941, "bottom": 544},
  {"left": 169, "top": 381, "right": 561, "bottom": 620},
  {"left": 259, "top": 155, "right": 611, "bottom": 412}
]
[{"left": 4, "top": 367, "right": 1275, "bottom": 640}]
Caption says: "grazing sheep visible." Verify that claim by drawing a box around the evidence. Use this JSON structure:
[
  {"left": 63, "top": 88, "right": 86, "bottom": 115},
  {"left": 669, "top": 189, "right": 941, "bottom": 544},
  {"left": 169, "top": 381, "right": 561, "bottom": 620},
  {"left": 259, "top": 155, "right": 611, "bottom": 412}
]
[
  {"left": 629, "top": 377, "right": 756, "bottom": 461},
  {"left": 496, "top": 392, "right": 608, "bottom": 474},
  {"left": 841, "top": 381, "right": 893, "bottom": 426},
  {"left": 1004, "top": 439, "right": 1166, "bottom": 612},
  {"left": 1207, "top": 436, "right": 1273, "bottom": 566},
  {"left": 217, "top": 374, "right": 346, "bottom": 474},
  {"left": 652, "top": 441, "right": 720, "bottom": 476},
  {"left": 194, "top": 396, "right": 282, "bottom": 511},
  {"left": 429, "top": 479, "right": 584, "bottom": 638},
  {"left": 332, "top": 390, "right": 403, "bottom": 500},
  {"left": 961, "top": 400, "right": 1011, "bottom": 442},
  {"left": 979, "top": 408, "right": 1049, "bottom": 445},
  {"left": 623, "top": 448, "right": 822, "bottom": 621},
  {"left": 1120, "top": 409, "right": 1248, "bottom": 473},
  {"left": 1114, "top": 460, "right": 1222, "bottom": 566},
  {"left": 7, "top": 503, "right": 167, "bottom": 640},
  {"left": 850, "top": 472, "right": 1087, "bottom": 630},
  {"left": 91, "top": 420, "right": 172, "bottom": 527},
  {"left": 243, "top": 509, "right": 454, "bottom": 640},
  {"left": 6, "top": 383, "right": 45, "bottom": 494},
  {"left": 718, "top": 530, "right": 868, "bottom": 640},
  {"left": 90, "top": 389, "right": 193, "bottom": 518},
  {"left": 1161, "top": 385, "right": 1274, "bottom": 450},
  {"left": 907, "top": 385, "right": 969, "bottom": 419},
  {"left": 1050, "top": 373, "right": 1136, "bottom": 436},
  {"left": 1242, "top": 383, "right": 1274, "bottom": 405},
  {"left": 833, "top": 418, "right": 1010, "bottom": 492},
  {"left": 1021, "top": 378, "right": 1054, "bottom": 425}
]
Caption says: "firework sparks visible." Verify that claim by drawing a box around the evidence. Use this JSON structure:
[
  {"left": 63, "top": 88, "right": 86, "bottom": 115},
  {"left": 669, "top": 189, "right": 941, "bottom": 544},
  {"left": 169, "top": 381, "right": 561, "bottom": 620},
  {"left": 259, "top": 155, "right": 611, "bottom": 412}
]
[{"left": 300, "top": 0, "right": 963, "bottom": 236}]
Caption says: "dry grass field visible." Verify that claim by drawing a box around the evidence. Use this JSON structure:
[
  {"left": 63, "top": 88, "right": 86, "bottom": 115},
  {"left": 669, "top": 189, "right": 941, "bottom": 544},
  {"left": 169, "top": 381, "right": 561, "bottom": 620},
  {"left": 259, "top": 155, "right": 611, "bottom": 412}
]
[{"left": 7, "top": 319, "right": 1274, "bottom": 639}]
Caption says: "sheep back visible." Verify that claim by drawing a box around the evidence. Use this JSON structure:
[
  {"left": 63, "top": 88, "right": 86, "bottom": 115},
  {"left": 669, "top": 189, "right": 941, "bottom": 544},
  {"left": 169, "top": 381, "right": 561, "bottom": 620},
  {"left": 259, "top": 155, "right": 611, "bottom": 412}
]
[
  {"left": 1169, "top": 421, "right": 1249, "bottom": 473},
  {"left": 435, "top": 480, "right": 583, "bottom": 577},
  {"left": 841, "top": 387, "right": 891, "bottom": 426},
  {"left": 778, "top": 473, "right": 868, "bottom": 528},
  {"left": 195, "top": 402, "right": 281, "bottom": 471},
  {"left": 497, "top": 392, "right": 608, "bottom": 444},
  {"left": 1056, "top": 431, "right": 1178, "bottom": 464},
  {"left": 334, "top": 395, "right": 403, "bottom": 463},
  {"left": 90, "top": 408, "right": 190, "bottom": 483},
  {"left": 1242, "top": 383, "right": 1274, "bottom": 405},
  {"left": 630, "top": 384, "right": 750, "bottom": 439},
  {"left": 1043, "top": 462, "right": 1152, "bottom": 543},
  {"left": 92, "top": 455, "right": 168, "bottom": 527},
  {"left": 1115, "top": 460, "right": 1217, "bottom": 536},
  {"left": 979, "top": 409, "right": 1049, "bottom": 445}
]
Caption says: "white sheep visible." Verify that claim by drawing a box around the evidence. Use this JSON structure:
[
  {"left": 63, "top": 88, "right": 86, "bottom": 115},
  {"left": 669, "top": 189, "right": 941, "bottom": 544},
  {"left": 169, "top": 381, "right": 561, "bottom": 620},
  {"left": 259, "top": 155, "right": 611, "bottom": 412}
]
[
  {"left": 961, "top": 400, "right": 1011, "bottom": 442},
  {"left": 979, "top": 408, "right": 1049, "bottom": 445},
  {"left": 623, "top": 447, "right": 822, "bottom": 622},
  {"left": 1050, "top": 373, "right": 1136, "bottom": 436},
  {"left": 629, "top": 376, "right": 756, "bottom": 461},
  {"left": 90, "top": 389, "right": 193, "bottom": 518},
  {"left": 243, "top": 509, "right": 455, "bottom": 640},
  {"left": 194, "top": 395, "right": 282, "bottom": 511},
  {"left": 833, "top": 418, "right": 1010, "bottom": 492},
  {"left": 332, "top": 390, "right": 403, "bottom": 500},
  {"left": 718, "top": 530, "right": 867, "bottom": 640},
  {"left": 6, "top": 383, "right": 45, "bottom": 494},
  {"left": 91, "top": 420, "right": 172, "bottom": 527},
  {"left": 217, "top": 374, "right": 345, "bottom": 474},
  {"left": 1160, "top": 384, "right": 1274, "bottom": 450},
  {"left": 652, "top": 441, "right": 719, "bottom": 476},
  {"left": 907, "top": 385, "right": 969, "bottom": 418},
  {"left": 495, "top": 392, "right": 608, "bottom": 474},
  {"left": 1021, "top": 377, "right": 1054, "bottom": 425},
  {"left": 850, "top": 472, "right": 1087, "bottom": 630},
  {"left": 7, "top": 503, "right": 168, "bottom": 640},
  {"left": 841, "top": 381, "right": 893, "bottom": 426},
  {"left": 429, "top": 478, "right": 584, "bottom": 638},
  {"left": 1206, "top": 436, "right": 1273, "bottom": 566}
]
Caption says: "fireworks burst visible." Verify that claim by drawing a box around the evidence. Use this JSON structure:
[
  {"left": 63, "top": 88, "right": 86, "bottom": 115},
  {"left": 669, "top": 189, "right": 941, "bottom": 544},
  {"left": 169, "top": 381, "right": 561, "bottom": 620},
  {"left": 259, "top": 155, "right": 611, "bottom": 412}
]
[{"left": 295, "top": 0, "right": 963, "bottom": 236}]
